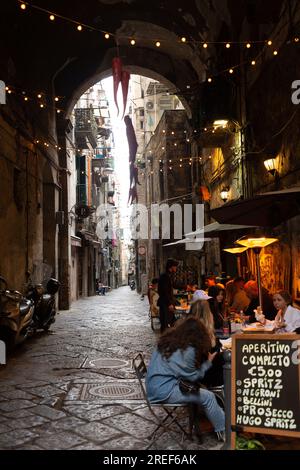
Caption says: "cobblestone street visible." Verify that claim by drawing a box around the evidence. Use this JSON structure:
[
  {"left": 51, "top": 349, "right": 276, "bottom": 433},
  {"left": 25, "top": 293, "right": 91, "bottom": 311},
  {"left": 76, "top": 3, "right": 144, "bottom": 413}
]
[{"left": 0, "top": 287, "right": 221, "bottom": 450}]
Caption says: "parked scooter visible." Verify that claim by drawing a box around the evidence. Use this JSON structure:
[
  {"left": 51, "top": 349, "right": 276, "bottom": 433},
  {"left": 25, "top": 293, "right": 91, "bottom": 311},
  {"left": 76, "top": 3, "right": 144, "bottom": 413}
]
[
  {"left": 26, "top": 277, "right": 60, "bottom": 332},
  {"left": 0, "top": 276, "right": 34, "bottom": 350}
]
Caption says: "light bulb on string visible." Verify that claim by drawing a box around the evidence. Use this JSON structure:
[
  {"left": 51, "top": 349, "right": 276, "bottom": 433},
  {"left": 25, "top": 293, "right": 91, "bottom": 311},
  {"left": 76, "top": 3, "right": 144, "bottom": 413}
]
[
  {"left": 251, "top": 60, "right": 256, "bottom": 65},
  {"left": 203, "top": 43, "right": 208, "bottom": 48},
  {"left": 273, "top": 50, "right": 278, "bottom": 56},
  {"left": 226, "top": 43, "right": 231, "bottom": 48},
  {"left": 181, "top": 37, "right": 186, "bottom": 43},
  {"left": 130, "top": 39, "right": 136, "bottom": 45},
  {"left": 37, "top": 93, "right": 42, "bottom": 99},
  {"left": 229, "top": 68, "right": 234, "bottom": 74},
  {"left": 20, "top": 3, "right": 26, "bottom": 10},
  {"left": 155, "top": 41, "right": 161, "bottom": 47},
  {"left": 246, "top": 43, "right": 251, "bottom": 48},
  {"left": 49, "top": 15, "right": 55, "bottom": 21},
  {"left": 267, "top": 40, "right": 272, "bottom": 46},
  {"left": 77, "top": 25, "right": 83, "bottom": 31},
  {"left": 208, "top": 77, "right": 212, "bottom": 82},
  {"left": 104, "top": 33, "right": 110, "bottom": 39}
]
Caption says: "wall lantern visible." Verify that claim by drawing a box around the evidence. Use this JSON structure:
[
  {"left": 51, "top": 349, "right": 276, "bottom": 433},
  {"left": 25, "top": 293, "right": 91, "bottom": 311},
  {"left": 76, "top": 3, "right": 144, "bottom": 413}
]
[
  {"left": 263, "top": 157, "right": 277, "bottom": 176},
  {"left": 220, "top": 187, "right": 229, "bottom": 202},
  {"left": 235, "top": 235, "right": 278, "bottom": 308}
]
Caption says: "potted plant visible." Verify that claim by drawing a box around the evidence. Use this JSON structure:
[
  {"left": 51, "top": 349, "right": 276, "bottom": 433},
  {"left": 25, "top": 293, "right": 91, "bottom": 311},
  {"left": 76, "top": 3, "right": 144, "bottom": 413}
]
[{"left": 236, "top": 435, "right": 265, "bottom": 450}]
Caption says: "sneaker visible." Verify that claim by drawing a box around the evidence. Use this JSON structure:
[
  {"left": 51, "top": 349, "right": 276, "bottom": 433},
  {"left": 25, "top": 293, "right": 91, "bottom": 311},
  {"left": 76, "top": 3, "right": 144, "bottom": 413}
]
[{"left": 216, "top": 430, "right": 226, "bottom": 442}]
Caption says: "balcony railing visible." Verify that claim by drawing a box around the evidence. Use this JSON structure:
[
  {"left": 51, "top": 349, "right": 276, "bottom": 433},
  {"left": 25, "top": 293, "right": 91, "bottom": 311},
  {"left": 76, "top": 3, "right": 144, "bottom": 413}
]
[{"left": 75, "top": 108, "right": 98, "bottom": 149}]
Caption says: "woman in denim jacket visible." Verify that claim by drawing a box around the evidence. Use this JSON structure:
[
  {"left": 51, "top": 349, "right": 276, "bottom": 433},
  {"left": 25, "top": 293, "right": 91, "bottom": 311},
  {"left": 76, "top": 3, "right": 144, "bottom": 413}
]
[{"left": 146, "top": 317, "right": 225, "bottom": 439}]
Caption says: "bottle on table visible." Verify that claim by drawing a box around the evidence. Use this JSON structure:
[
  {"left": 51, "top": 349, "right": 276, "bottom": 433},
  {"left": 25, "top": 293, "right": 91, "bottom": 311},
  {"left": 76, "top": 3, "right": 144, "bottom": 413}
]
[{"left": 222, "top": 318, "right": 230, "bottom": 337}]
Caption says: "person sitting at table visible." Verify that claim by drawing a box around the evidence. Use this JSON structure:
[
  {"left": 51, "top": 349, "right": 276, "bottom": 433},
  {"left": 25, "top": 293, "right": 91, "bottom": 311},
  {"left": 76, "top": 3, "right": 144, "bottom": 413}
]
[
  {"left": 208, "top": 285, "right": 226, "bottom": 330},
  {"left": 230, "top": 277, "right": 250, "bottom": 313},
  {"left": 145, "top": 316, "right": 225, "bottom": 441},
  {"left": 189, "top": 299, "right": 225, "bottom": 388},
  {"left": 256, "top": 290, "right": 300, "bottom": 332},
  {"left": 243, "top": 280, "right": 277, "bottom": 322}
]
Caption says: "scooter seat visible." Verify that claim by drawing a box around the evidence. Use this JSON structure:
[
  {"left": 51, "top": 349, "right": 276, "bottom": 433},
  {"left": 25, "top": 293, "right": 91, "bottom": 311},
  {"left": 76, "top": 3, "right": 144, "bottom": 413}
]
[{"left": 20, "top": 299, "right": 32, "bottom": 316}]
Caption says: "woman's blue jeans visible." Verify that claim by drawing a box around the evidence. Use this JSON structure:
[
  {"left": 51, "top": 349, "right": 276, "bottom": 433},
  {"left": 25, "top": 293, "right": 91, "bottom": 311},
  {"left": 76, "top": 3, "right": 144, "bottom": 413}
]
[{"left": 167, "top": 385, "right": 225, "bottom": 433}]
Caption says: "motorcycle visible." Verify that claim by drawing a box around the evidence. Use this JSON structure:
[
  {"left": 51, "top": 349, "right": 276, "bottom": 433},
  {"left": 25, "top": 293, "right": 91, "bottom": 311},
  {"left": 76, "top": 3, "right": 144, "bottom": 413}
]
[
  {"left": 0, "top": 276, "right": 34, "bottom": 350},
  {"left": 26, "top": 277, "right": 60, "bottom": 333},
  {"left": 129, "top": 280, "right": 136, "bottom": 290}
]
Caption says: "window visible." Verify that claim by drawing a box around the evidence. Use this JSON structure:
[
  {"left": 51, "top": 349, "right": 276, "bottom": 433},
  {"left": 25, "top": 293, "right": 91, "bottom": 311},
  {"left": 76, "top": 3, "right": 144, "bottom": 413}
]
[
  {"left": 139, "top": 108, "right": 145, "bottom": 116},
  {"left": 140, "top": 121, "right": 144, "bottom": 129},
  {"left": 141, "top": 90, "right": 144, "bottom": 98}
]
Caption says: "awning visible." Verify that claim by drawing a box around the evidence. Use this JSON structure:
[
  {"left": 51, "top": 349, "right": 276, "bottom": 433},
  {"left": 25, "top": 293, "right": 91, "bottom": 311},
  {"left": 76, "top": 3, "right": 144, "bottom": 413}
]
[
  {"left": 163, "top": 237, "right": 211, "bottom": 247},
  {"left": 209, "top": 187, "right": 300, "bottom": 227},
  {"left": 185, "top": 221, "right": 257, "bottom": 238},
  {"left": 71, "top": 235, "right": 82, "bottom": 247}
]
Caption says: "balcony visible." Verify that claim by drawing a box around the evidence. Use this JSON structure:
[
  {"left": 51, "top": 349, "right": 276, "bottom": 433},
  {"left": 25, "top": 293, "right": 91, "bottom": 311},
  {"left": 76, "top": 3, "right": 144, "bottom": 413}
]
[{"left": 75, "top": 108, "right": 98, "bottom": 149}]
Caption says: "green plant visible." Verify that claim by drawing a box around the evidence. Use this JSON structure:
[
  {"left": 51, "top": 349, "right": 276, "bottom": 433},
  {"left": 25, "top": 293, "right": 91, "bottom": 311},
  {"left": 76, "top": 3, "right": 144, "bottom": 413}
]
[{"left": 236, "top": 435, "right": 265, "bottom": 450}]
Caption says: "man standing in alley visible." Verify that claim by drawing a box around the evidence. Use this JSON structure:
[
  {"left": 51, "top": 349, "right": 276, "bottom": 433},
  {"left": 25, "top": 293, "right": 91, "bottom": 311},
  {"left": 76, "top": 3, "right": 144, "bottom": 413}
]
[{"left": 157, "top": 259, "right": 178, "bottom": 333}]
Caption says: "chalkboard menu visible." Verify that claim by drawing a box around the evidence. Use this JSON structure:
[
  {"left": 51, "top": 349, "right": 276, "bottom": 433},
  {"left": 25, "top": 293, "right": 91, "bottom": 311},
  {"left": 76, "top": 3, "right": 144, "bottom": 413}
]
[{"left": 232, "top": 334, "right": 300, "bottom": 437}]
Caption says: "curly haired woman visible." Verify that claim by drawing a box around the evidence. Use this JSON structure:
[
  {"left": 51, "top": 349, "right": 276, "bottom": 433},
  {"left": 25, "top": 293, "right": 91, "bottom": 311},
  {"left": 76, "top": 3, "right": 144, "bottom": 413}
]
[{"left": 145, "top": 316, "right": 225, "bottom": 440}]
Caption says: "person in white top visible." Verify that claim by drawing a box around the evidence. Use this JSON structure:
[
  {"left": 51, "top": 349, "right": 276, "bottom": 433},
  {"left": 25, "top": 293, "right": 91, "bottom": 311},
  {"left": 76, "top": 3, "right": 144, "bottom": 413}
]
[{"left": 256, "top": 291, "right": 300, "bottom": 332}]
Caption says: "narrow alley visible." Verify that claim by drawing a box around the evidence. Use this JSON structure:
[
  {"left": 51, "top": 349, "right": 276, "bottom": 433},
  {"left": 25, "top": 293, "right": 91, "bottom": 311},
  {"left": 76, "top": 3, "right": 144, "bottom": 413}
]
[{"left": 0, "top": 287, "right": 221, "bottom": 450}]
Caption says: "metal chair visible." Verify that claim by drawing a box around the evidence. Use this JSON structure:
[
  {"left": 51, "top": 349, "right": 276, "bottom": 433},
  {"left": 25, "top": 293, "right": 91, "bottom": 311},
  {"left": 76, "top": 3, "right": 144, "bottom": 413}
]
[{"left": 132, "top": 353, "right": 197, "bottom": 449}]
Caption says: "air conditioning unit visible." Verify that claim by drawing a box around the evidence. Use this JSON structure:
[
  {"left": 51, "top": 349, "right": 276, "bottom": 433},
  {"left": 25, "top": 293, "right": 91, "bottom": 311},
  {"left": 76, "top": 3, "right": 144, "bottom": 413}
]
[{"left": 146, "top": 101, "right": 154, "bottom": 110}]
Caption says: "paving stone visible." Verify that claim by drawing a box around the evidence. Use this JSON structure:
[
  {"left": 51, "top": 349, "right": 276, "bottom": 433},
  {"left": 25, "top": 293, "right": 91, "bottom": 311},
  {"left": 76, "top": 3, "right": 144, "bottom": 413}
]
[
  {"left": 0, "top": 400, "right": 35, "bottom": 412},
  {"left": 30, "top": 405, "right": 66, "bottom": 420},
  {"left": 102, "top": 436, "right": 149, "bottom": 450},
  {"left": 24, "top": 385, "right": 65, "bottom": 398},
  {"left": 71, "top": 442, "right": 106, "bottom": 450},
  {"left": 0, "top": 429, "right": 39, "bottom": 449},
  {"left": 0, "top": 423, "right": 11, "bottom": 433},
  {"left": 2, "top": 409, "right": 34, "bottom": 419},
  {"left": 1, "top": 389, "right": 37, "bottom": 400},
  {"left": 102, "top": 412, "right": 158, "bottom": 439},
  {"left": 74, "top": 422, "right": 122, "bottom": 443},
  {"left": 49, "top": 416, "right": 87, "bottom": 432},
  {"left": 34, "top": 431, "right": 87, "bottom": 450},
  {"left": 63, "top": 404, "right": 127, "bottom": 421},
  {"left": 6, "top": 415, "right": 49, "bottom": 430}
]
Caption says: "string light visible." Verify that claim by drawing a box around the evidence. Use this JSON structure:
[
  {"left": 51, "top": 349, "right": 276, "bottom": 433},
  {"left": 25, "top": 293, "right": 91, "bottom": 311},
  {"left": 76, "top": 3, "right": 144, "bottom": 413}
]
[
  {"left": 104, "top": 33, "right": 110, "bottom": 39},
  {"left": 20, "top": 3, "right": 26, "bottom": 9},
  {"left": 40, "top": 104, "right": 44, "bottom": 108},
  {"left": 54, "top": 97, "right": 59, "bottom": 101},
  {"left": 130, "top": 39, "right": 136, "bottom": 46},
  {"left": 267, "top": 40, "right": 272, "bottom": 46},
  {"left": 273, "top": 50, "right": 278, "bottom": 56},
  {"left": 208, "top": 77, "right": 212, "bottom": 82},
  {"left": 203, "top": 43, "right": 208, "bottom": 48},
  {"left": 246, "top": 43, "right": 251, "bottom": 48},
  {"left": 155, "top": 41, "right": 161, "bottom": 47},
  {"left": 226, "top": 43, "right": 231, "bottom": 49},
  {"left": 229, "top": 68, "right": 234, "bottom": 74},
  {"left": 251, "top": 60, "right": 256, "bottom": 65},
  {"left": 181, "top": 37, "right": 186, "bottom": 43},
  {"left": 49, "top": 14, "right": 55, "bottom": 21},
  {"left": 37, "top": 93, "right": 42, "bottom": 99},
  {"left": 294, "top": 37, "right": 300, "bottom": 43},
  {"left": 77, "top": 25, "right": 83, "bottom": 31},
  {"left": 24, "top": 96, "right": 28, "bottom": 101}
]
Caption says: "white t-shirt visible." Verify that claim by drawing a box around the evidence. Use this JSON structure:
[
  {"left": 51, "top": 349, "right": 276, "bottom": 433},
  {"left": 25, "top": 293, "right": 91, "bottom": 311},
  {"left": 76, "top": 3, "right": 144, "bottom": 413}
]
[{"left": 281, "top": 305, "right": 300, "bottom": 332}]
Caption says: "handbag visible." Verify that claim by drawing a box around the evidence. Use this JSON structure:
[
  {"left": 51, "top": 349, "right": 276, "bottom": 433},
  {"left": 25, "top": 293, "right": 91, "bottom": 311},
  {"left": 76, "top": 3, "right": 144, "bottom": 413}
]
[{"left": 179, "top": 379, "right": 203, "bottom": 395}]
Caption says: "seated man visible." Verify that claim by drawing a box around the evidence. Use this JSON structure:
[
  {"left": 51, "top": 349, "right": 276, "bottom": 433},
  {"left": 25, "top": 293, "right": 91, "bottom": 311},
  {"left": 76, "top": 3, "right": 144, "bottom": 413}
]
[{"left": 243, "top": 280, "right": 277, "bottom": 322}]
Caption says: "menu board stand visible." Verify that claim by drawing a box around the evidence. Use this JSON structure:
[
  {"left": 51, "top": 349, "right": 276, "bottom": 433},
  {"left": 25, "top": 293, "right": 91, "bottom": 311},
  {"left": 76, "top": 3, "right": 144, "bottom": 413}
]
[{"left": 231, "top": 333, "right": 300, "bottom": 449}]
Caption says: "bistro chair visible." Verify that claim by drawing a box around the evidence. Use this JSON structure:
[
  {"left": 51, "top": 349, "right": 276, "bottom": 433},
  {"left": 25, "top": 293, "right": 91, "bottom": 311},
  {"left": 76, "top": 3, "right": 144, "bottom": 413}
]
[{"left": 132, "top": 353, "right": 200, "bottom": 449}]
